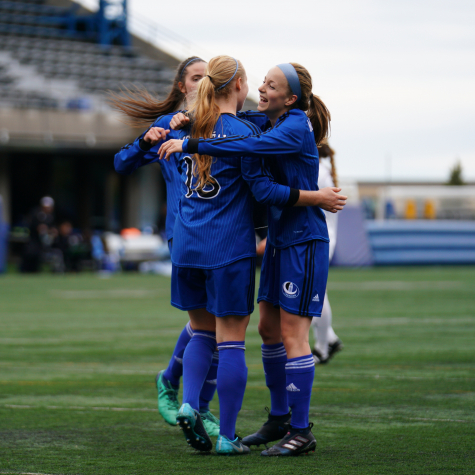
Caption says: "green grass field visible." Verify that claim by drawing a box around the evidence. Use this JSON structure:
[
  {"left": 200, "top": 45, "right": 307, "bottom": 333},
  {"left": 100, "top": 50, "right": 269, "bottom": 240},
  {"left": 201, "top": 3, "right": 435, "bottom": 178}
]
[{"left": 0, "top": 267, "right": 474, "bottom": 474}]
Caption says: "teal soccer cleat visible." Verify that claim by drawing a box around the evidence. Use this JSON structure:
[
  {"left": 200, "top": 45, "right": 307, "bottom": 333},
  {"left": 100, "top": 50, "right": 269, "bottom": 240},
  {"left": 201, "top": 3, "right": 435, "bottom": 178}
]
[
  {"left": 155, "top": 371, "right": 179, "bottom": 426},
  {"left": 176, "top": 403, "right": 212, "bottom": 452},
  {"left": 200, "top": 410, "right": 220, "bottom": 437},
  {"left": 216, "top": 435, "right": 251, "bottom": 455}
]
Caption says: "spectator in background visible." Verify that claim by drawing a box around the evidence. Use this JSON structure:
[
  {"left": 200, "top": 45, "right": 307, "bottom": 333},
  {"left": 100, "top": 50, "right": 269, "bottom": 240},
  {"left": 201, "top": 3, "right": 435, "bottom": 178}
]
[
  {"left": 21, "top": 196, "right": 56, "bottom": 272},
  {"left": 53, "top": 220, "right": 87, "bottom": 272}
]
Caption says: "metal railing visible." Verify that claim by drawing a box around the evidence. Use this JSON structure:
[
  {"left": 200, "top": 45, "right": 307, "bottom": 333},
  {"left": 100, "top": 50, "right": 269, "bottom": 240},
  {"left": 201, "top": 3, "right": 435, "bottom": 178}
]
[{"left": 127, "top": 12, "right": 260, "bottom": 103}]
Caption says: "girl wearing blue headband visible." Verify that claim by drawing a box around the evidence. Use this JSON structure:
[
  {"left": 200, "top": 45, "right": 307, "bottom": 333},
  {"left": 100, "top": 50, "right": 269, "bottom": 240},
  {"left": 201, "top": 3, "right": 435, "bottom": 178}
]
[
  {"left": 155, "top": 55, "right": 343, "bottom": 456},
  {"left": 160, "top": 62, "right": 346, "bottom": 457}
]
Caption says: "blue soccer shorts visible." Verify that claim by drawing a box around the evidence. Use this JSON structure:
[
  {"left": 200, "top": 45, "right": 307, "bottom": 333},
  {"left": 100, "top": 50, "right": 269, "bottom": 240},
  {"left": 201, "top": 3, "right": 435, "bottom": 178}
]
[
  {"left": 171, "top": 257, "right": 256, "bottom": 317},
  {"left": 257, "top": 240, "right": 329, "bottom": 317}
]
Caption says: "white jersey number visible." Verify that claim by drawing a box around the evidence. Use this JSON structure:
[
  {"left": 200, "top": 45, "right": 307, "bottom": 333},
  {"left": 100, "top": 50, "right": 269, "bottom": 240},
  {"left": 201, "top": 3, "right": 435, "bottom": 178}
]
[{"left": 184, "top": 156, "right": 221, "bottom": 200}]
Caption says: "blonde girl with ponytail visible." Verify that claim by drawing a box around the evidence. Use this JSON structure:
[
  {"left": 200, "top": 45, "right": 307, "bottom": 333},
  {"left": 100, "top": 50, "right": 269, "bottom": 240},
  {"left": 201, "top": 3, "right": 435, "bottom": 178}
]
[
  {"left": 158, "top": 56, "right": 342, "bottom": 456},
  {"left": 160, "top": 62, "right": 347, "bottom": 456}
]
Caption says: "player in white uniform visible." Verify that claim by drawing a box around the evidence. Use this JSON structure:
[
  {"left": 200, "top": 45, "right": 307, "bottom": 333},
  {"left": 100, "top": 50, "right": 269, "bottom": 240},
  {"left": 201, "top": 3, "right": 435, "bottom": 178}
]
[{"left": 311, "top": 142, "right": 344, "bottom": 363}]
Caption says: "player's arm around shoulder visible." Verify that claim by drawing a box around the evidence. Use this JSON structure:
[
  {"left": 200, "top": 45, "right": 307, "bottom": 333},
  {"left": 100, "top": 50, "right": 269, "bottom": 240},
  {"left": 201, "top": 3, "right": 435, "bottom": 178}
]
[
  {"left": 114, "top": 115, "right": 173, "bottom": 174},
  {"left": 297, "top": 187, "right": 347, "bottom": 213},
  {"left": 236, "top": 110, "right": 268, "bottom": 130},
  {"left": 241, "top": 155, "right": 292, "bottom": 206}
]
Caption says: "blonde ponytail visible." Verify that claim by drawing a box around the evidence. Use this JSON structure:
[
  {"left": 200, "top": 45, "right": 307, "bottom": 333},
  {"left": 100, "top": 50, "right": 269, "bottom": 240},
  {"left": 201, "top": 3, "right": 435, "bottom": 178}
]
[{"left": 188, "top": 55, "right": 245, "bottom": 190}]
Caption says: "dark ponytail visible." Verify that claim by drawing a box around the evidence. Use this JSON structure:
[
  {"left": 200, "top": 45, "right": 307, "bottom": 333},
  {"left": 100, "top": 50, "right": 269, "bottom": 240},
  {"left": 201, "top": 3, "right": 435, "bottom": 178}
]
[
  {"left": 318, "top": 142, "right": 338, "bottom": 187},
  {"left": 108, "top": 56, "right": 205, "bottom": 128},
  {"left": 289, "top": 62, "right": 331, "bottom": 146}
]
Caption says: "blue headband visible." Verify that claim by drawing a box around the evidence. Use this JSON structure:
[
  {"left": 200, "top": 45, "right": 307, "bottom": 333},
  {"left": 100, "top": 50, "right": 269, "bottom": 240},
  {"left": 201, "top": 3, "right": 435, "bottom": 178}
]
[
  {"left": 179, "top": 57, "right": 202, "bottom": 80},
  {"left": 216, "top": 58, "right": 239, "bottom": 91},
  {"left": 276, "top": 63, "right": 302, "bottom": 102}
]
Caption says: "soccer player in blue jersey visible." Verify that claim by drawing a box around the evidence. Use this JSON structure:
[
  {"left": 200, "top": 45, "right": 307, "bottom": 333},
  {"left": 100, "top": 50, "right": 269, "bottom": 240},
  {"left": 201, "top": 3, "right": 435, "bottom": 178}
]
[
  {"left": 112, "top": 57, "right": 222, "bottom": 436},
  {"left": 160, "top": 62, "right": 346, "bottom": 456},
  {"left": 158, "top": 56, "right": 345, "bottom": 456}
]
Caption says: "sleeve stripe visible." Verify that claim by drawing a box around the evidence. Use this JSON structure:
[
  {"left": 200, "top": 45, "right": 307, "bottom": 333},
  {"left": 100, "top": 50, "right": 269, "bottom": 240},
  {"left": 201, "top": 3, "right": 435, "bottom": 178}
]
[
  {"left": 197, "top": 116, "right": 288, "bottom": 147},
  {"left": 232, "top": 115, "right": 261, "bottom": 134}
]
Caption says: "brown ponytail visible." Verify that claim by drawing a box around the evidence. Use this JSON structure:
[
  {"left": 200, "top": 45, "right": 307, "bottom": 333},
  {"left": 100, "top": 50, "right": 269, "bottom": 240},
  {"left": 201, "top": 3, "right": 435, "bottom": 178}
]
[
  {"left": 288, "top": 63, "right": 331, "bottom": 146},
  {"left": 188, "top": 55, "right": 245, "bottom": 190},
  {"left": 108, "top": 56, "right": 205, "bottom": 128},
  {"left": 318, "top": 142, "right": 338, "bottom": 187}
]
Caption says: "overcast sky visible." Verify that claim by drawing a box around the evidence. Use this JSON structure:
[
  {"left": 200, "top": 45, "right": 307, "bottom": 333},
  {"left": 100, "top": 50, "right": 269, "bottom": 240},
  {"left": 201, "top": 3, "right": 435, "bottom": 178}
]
[{"left": 79, "top": 0, "right": 475, "bottom": 182}]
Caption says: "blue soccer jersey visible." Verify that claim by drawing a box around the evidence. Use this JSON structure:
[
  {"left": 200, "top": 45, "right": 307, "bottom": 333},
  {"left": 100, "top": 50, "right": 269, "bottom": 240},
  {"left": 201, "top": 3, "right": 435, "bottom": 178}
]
[
  {"left": 182, "top": 109, "right": 329, "bottom": 249},
  {"left": 171, "top": 113, "right": 297, "bottom": 269},
  {"left": 114, "top": 113, "right": 186, "bottom": 241},
  {"left": 237, "top": 110, "right": 268, "bottom": 131}
]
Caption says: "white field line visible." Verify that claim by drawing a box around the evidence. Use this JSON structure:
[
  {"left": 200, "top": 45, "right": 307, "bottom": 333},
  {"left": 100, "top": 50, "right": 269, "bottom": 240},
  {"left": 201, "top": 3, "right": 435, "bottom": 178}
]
[
  {"left": 327, "top": 281, "right": 471, "bottom": 291},
  {"left": 315, "top": 373, "right": 475, "bottom": 382},
  {"left": 48, "top": 282, "right": 472, "bottom": 299},
  {"left": 50, "top": 289, "right": 166, "bottom": 299},
  {"left": 0, "top": 473, "right": 58, "bottom": 475},
  {"left": 2, "top": 363, "right": 475, "bottom": 381},
  {"left": 337, "top": 316, "right": 475, "bottom": 327},
  {"left": 311, "top": 412, "right": 473, "bottom": 424},
  {"left": 3, "top": 404, "right": 473, "bottom": 424},
  {"left": 4, "top": 404, "right": 156, "bottom": 412}
]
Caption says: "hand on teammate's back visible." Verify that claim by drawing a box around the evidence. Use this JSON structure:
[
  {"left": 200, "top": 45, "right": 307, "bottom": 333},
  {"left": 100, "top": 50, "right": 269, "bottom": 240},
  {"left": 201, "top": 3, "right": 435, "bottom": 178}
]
[
  {"left": 158, "top": 140, "right": 184, "bottom": 160},
  {"left": 144, "top": 127, "right": 170, "bottom": 145},
  {"left": 170, "top": 113, "right": 190, "bottom": 130},
  {"left": 318, "top": 187, "right": 347, "bottom": 213}
]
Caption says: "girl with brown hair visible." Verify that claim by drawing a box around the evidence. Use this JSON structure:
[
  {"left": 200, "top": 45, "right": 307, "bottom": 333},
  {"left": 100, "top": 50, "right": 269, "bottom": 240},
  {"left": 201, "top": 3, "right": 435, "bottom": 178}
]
[
  {"left": 113, "top": 57, "right": 224, "bottom": 437},
  {"left": 160, "top": 62, "right": 346, "bottom": 456}
]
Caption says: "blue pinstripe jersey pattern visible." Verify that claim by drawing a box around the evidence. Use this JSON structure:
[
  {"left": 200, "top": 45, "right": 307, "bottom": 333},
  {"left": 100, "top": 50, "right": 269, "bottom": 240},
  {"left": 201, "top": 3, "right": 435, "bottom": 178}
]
[
  {"left": 171, "top": 113, "right": 292, "bottom": 269},
  {"left": 182, "top": 109, "right": 329, "bottom": 249},
  {"left": 114, "top": 113, "right": 186, "bottom": 241}
]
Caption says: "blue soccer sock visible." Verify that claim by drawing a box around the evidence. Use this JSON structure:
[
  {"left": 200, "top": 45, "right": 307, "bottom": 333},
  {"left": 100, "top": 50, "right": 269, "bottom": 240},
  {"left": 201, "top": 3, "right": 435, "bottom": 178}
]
[
  {"left": 262, "top": 343, "right": 289, "bottom": 416},
  {"left": 182, "top": 330, "right": 216, "bottom": 411},
  {"left": 217, "top": 341, "right": 248, "bottom": 439},
  {"left": 285, "top": 354, "right": 315, "bottom": 429},
  {"left": 199, "top": 350, "right": 219, "bottom": 412},
  {"left": 162, "top": 322, "right": 194, "bottom": 388}
]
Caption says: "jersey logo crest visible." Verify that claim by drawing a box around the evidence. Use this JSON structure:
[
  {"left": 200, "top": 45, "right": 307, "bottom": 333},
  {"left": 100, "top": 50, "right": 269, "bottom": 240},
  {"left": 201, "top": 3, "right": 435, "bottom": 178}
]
[
  {"left": 312, "top": 294, "right": 320, "bottom": 302},
  {"left": 282, "top": 281, "right": 300, "bottom": 298}
]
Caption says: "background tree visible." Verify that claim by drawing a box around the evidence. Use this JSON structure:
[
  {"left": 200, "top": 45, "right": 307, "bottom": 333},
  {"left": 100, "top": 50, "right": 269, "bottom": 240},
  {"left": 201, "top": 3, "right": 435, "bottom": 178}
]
[{"left": 447, "top": 160, "right": 465, "bottom": 185}]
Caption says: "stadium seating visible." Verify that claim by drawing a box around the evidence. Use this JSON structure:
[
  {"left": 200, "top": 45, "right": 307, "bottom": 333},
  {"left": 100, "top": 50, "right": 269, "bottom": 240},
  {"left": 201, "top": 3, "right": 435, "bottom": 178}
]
[{"left": 0, "top": 1, "right": 176, "bottom": 110}]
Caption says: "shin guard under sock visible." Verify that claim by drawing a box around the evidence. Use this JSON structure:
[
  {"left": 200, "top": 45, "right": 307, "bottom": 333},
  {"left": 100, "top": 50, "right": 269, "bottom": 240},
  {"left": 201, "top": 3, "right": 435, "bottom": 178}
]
[
  {"left": 261, "top": 343, "right": 289, "bottom": 416},
  {"left": 162, "top": 322, "right": 193, "bottom": 387},
  {"left": 182, "top": 330, "right": 216, "bottom": 411},
  {"left": 285, "top": 355, "right": 315, "bottom": 429},
  {"left": 199, "top": 351, "right": 219, "bottom": 412},
  {"left": 217, "top": 341, "right": 247, "bottom": 439}
]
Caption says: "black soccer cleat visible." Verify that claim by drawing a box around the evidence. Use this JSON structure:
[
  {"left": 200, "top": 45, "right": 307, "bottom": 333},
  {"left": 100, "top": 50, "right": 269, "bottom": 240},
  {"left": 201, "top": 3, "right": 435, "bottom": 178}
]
[
  {"left": 312, "top": 347, "right": 328, "bottom": 364},
  {"left": 260, "top": 423, "right": 316, "bottom": 456},
  {"left": 328, "top": 339, "right": 344, "bottom": 359},
  {"left": 241, "top": 407, "right": 291, "bottom": 447},
  {"left": 313, "top": 339, "right": 344, "bottom": 365}
]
